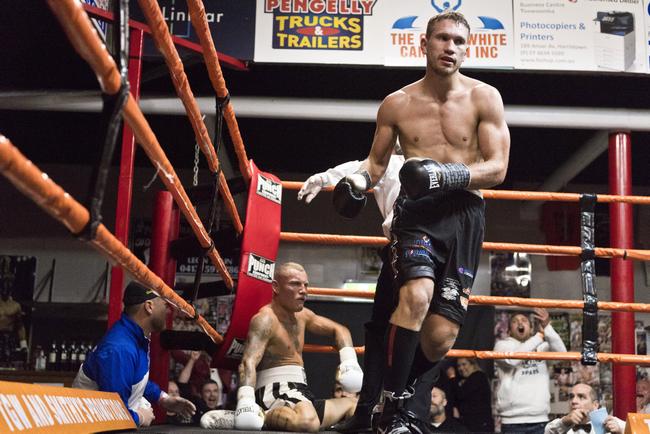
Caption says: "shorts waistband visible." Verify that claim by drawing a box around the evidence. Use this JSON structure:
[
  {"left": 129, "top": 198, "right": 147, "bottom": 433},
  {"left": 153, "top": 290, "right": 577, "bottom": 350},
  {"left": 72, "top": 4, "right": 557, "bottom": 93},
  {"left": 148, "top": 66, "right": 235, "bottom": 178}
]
[
  {"left": 398, "top": 188, "right": 484, "bottom": 203},
  {"left": 256, "top": 365, "right": 307, "bottom": 389}
]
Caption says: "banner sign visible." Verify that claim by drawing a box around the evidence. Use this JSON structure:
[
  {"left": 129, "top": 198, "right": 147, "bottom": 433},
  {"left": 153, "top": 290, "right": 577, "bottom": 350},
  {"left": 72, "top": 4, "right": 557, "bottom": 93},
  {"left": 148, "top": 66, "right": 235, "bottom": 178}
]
[
  {"left": 255, "top": 0, "right": 384, "bottom": 64},
  {"left": 255, "top": 0, "right": 648, "bottom": 73},
  {"left": 514, "top": 0, "right": 647, "bottom": 73},
  {"left": 382, "top": 0, "right": 514, "bottom": 68},
  {"left": 0, "top": 381, "right": 135, "bottom": 433},
  {"left": 255, "top": 0, "right": 514, "bottom": 68},
  {"left": 645, "top": 0, "right": 650, "bottom": 71},
  {"left": 131, "top": 0, "right": 256, "bottom": 61}
]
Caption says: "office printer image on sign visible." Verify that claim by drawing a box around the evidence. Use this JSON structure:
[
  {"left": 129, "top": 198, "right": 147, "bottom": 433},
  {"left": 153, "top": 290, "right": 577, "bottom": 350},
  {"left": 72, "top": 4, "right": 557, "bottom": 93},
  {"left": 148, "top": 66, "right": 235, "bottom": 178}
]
[{"left": 594, "top": 11, "right": 635, "bottom": 71}]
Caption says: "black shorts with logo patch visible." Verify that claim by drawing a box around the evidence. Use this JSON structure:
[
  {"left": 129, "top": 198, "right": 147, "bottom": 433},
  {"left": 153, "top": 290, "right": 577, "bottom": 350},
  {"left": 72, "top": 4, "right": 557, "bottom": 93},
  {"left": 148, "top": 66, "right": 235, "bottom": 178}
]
[{"left": 390, "top": 189, "right": 485, "bottom": 325}]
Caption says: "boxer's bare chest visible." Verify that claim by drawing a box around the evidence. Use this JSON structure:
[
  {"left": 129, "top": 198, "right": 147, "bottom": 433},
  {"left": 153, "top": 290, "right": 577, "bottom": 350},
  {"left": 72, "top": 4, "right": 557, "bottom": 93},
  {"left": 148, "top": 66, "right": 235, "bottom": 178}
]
[
  {"left": 397, "top": 90, "right": 480, "bottom": 163},
  {"left": 260, "top": 314, "right": 306, "bottom": 368}
]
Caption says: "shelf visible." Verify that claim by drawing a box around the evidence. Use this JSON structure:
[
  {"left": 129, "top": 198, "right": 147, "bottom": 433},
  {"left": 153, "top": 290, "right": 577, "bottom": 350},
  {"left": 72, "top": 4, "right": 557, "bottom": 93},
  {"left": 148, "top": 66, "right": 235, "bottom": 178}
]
[
  {"left": 0, "top": 369, "right": 78, "bottom": 387},
  {"left": 31, "top": 302, "right": 108, "bottom": 321}
]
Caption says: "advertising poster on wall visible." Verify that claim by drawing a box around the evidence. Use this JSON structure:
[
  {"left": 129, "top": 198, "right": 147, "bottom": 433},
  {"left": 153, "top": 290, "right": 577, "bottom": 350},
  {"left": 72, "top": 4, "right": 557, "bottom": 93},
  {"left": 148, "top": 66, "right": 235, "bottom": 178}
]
[
  {"left": 382, "top": 0, "right": 514, "bottom": 68},
  {"left": 130, "top": 0, "right": 256, "bottom": 61},
  {"left": 255, "top": 0, "right": 514, "bottom": 68},
  {"left": 514, "top": 0, "right": 647, "bottom": 73},
  {"left": 255, "top": 0, "right": 384, "bottom": 64},
  {"left": 645, "top": 1, "right": 650, "bottom": 70}
]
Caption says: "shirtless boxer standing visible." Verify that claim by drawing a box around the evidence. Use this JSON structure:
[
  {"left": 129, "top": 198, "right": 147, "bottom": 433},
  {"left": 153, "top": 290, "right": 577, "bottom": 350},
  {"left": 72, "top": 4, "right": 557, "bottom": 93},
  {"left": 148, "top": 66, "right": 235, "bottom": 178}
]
[
  {"left": 332, "top": 11, "right": 510, "bottom": 434},
  {"left": 235, "top": 262, "right": 363, "bottom": 432}
]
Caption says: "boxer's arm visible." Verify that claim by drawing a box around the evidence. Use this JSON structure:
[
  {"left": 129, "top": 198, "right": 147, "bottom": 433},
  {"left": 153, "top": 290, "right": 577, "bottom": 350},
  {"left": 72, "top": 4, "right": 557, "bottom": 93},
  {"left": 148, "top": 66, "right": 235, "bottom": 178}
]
[
  {"left": 239, "top": 312, "right": 273, "bottom": 388},
  {"left": 304, "top": 308, "right": 353, "bottom": 349},
  {"left": 468, "top": 85, "right": 510, "bottom": 189},
  {"left": 352, "top": 93, "right": 401, "bottom": 189},
  {"left": 366, "top": 94, "right": 401, "bottom": 185},
  {"left": 304, "top": 309, "right": 363, "bottom": 393}
]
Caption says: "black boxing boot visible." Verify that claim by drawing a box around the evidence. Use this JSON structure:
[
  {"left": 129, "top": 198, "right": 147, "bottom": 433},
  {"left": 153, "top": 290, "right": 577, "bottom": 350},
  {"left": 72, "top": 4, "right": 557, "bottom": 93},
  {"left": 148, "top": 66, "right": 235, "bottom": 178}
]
[
  {"left": 376, "top": 388, "right": 415, "bottom": 434},
  {"left": 403, "top": 350, "right": 440, "bottom": 428},
  {"left": 376, "top": 388, "right": 433, "bottom": 434},
  {"left": 332, "top": 411, "right": 373, "bottom": 433}
]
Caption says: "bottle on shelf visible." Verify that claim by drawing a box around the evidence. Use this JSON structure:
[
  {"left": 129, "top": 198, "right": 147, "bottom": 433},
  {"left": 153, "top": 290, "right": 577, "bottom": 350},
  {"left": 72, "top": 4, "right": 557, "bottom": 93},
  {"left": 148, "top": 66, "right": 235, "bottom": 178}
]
[
  {"left": 37, "top": 346, "right": 47, "bottom": 371},
  {"left": 85, "top": 341, "right": 93, "bottom": 361},
  {"left": 32, "top": 345, "right": 42, "bottom": 371},
  {"left": 69, "top": 342, "right": 78, "bottom": 372},
  {"left": 59, "top": 341, "right": 68, "bottom": 371},
  {"left": 78, "top": 342, "right": 87, "bottom": 368},
  {"left": 47, "top": 341, "right": 58, "bottom": 371}
]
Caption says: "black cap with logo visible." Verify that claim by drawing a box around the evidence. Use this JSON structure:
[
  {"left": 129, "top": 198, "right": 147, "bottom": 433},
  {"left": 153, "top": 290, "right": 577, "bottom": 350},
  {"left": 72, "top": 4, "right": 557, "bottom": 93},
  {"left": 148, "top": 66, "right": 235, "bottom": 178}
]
[{"left": 122, "top": 281, "right": 158, "bottom": 306}]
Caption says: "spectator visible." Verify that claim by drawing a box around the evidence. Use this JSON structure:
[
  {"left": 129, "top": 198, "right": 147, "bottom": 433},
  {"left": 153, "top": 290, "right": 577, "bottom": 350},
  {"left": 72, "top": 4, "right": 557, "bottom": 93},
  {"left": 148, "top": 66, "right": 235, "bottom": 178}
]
[
  {"left": 437, "top": 362, "right": 459, "bottom": 420},
  {"left": 495, "top": 308, "right": 567, "bottom": 434},
  {"left": 454, "top": 357, "right": 493, "bottom": 432},
  {"left": 178, "top": 350, "right": 224, "bottom": 425},
  {"left": 544, "top": 383, "right": 625, "bottom": 433},
  {"left": 637, "top": 378, "right": 650, "bottom": 413},
  {"left": 334, "top": 380, "right": 360, "bottom": 399},
  {"left": 171, "top": 348, "right": 211, "bottom": 396},
  {"left": 166, "top": 380, "right": 192, "bottom": 425},
  {"left": 73, "top": 282, "right": 195, "bottom": 427},
  {"left": 429, "top": 386, "right": 466, "bottom": 433}
]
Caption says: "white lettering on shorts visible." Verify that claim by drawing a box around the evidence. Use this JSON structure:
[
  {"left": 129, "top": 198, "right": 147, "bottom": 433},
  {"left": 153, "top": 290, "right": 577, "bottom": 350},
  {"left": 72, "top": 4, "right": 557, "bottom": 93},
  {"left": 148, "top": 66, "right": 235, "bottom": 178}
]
[{"left": 440, "top": 278, "right": 461, "bottom": 301}]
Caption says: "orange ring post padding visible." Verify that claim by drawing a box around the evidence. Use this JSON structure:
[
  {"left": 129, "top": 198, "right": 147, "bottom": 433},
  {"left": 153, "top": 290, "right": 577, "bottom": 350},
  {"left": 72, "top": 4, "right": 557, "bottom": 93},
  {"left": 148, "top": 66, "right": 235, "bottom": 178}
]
[
  {"left": 280, "top": 232, "right": 650, "bottom": 261},
  {"left": 0, "top": 136, "right": 222, "bottom": 344},
  {"left": 282, "top": 182, "right": 650, "bottom": 206},
  {"left": 47, "top": 0, "right": 234, "bottom": 288},
  {"left": 308, "top": 288, "right": 650, "bottom": 313},
  {"left": 186, "top": 0, "right": 252, "bottom": 183},
  {"left": 303, "top": 344, "right": 650, "bottom": 365},
  {"left": 135, "top": 0, "right": 242, "bottom": 234}
]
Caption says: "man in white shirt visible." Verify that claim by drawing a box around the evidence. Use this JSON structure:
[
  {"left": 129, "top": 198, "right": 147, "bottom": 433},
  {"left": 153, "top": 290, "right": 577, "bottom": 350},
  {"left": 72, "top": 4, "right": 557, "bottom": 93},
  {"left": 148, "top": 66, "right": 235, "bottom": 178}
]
[
  {"left": 494, "top": 308, "right": 567, "bottom": 433},
  {"left": 637, "top": 378, "right": 650, "bottom": 413},
  {"left": 544, "top": 383, "right": 624, "bottom": 434}
]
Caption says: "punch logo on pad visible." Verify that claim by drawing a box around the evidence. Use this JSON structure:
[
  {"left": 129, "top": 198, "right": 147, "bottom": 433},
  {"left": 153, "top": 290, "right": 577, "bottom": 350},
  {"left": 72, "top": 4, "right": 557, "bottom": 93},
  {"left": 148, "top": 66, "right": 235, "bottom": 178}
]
[
  {"left": 226, "top": 338, "right": 246, "bottom": 359},
  {"left": 256, "top": 174, "right": 282, "bottom": 204},
  {"left": 247, "top": 253, "right": 275, "bottom": 282}
]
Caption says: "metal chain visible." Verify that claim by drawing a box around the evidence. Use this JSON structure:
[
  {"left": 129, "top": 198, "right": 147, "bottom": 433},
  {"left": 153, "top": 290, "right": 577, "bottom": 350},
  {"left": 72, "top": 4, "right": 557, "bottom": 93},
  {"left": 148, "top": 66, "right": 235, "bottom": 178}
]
[
  {"left": 193, "top": 141, "right": 200, "bottom": 187},
  {"left": 193, "top": 114, "right": 206, "bottom": 187}
]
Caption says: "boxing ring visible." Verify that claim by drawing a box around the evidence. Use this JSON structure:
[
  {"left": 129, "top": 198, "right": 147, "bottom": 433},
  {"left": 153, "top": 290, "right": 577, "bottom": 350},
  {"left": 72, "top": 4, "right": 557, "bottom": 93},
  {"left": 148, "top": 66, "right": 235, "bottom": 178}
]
[{"left": 1, "top": 0, "right": 649, "bottom": 431}]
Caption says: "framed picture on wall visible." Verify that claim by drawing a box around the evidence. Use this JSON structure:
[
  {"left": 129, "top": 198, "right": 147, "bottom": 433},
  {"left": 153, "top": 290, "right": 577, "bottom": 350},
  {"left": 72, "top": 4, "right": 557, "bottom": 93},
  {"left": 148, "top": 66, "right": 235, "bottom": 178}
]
[
  {"left": 0, "top": 255, "right": 37, "bottom": 367},
  {"left": 489, "top": 252, "right": 531, "bottom": 297}
]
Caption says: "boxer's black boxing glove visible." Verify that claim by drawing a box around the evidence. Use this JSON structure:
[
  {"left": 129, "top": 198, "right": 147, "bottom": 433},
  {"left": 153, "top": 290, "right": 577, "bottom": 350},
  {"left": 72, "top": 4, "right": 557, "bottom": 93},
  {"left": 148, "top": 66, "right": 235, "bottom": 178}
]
[
  {"left": 399, "top": 158, "right": 470, "bottom": 200},
  {"left": 332, "top": 178, "right": 367, "bottom": 219}
]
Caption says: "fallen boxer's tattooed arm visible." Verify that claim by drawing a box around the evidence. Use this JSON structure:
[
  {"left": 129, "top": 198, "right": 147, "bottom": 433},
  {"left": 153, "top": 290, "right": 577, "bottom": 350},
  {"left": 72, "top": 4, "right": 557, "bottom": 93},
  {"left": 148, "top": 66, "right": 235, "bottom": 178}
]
[{"left": 239, "top": 313, "right": 274, "bottom": 387}]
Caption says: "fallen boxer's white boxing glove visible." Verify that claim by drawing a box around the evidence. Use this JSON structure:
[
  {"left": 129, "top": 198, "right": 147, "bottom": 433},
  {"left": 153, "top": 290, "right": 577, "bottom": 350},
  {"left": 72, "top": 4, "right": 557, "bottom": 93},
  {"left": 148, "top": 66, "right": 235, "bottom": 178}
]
[
  {"left": 201, "top": 409, "right": 235, "bottom": 429},
  {"left": 337, "top": 347, "right": 363, "bottom": 393},
  {"left": 234, "top": 386, "right": 265, "bottom": 430}
]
